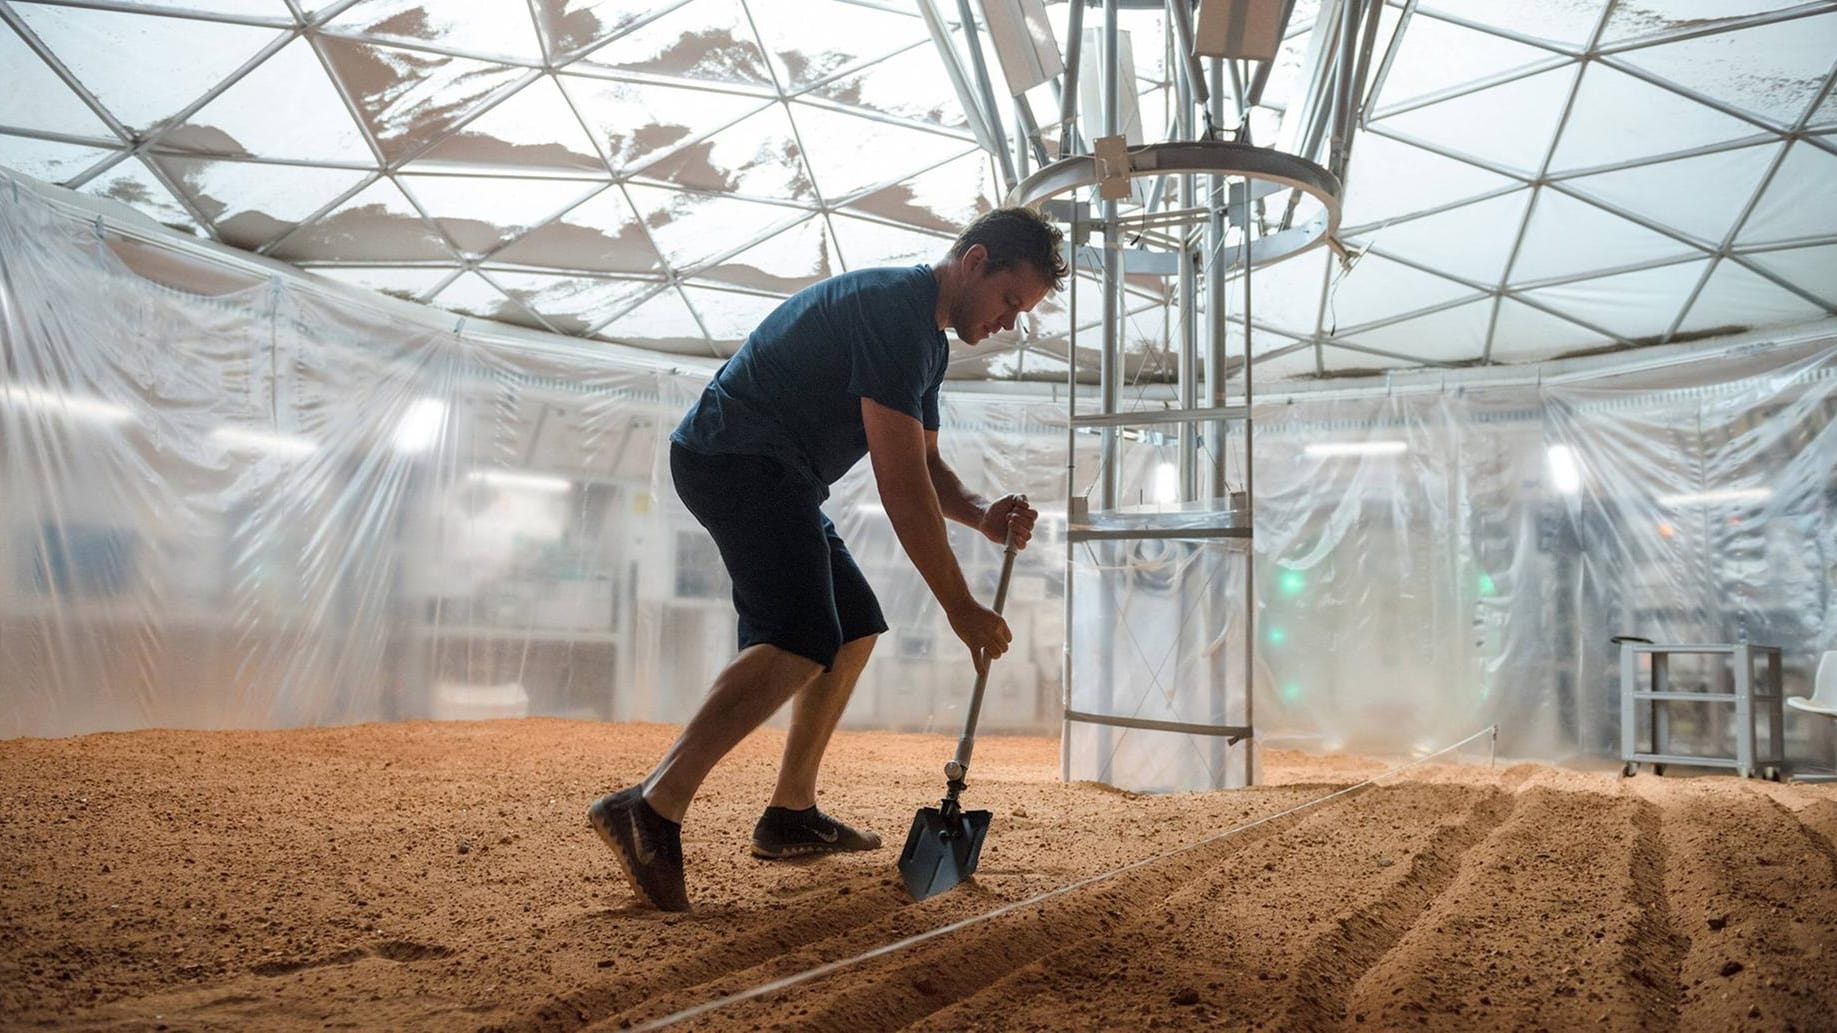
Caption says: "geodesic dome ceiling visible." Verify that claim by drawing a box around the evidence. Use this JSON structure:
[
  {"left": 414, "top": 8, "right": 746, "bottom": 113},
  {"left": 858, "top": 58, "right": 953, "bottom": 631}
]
[{"left": 2, "top": 0, "right": 1835, "bottom": 382}]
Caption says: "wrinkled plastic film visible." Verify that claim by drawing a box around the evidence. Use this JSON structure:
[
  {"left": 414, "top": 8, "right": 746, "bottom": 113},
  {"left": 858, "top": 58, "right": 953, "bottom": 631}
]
[{"left": 4, "top": 170, "right": 1835, "bottom": 786}]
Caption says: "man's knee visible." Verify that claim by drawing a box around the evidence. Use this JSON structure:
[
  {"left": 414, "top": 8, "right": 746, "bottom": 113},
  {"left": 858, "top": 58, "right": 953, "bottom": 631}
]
[{"left": 835, "top": 633, "right": 879, "bottom": 668}]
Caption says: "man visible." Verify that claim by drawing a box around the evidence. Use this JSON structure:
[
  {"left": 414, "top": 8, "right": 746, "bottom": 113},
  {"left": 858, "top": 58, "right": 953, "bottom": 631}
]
[{"left": 589, "top": 207, "right": 1066, "bottom": 911}]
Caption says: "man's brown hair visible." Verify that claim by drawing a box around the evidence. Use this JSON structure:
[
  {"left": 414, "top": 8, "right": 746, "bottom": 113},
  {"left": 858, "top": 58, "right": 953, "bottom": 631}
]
[{"left": 949, "top": 206, "right": 1069, "bottom": 292}]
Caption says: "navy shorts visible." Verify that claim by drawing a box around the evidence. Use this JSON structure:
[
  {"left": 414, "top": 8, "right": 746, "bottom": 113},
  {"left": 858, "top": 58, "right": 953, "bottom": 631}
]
[{"left": 670, "top": 443, "right": 888, "bottom": 670}]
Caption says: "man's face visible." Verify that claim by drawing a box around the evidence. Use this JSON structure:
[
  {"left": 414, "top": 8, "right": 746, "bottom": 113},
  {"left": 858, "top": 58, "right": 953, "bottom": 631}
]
[{"left": 951, "top": 252, "right": 1052, "bottom": 346}]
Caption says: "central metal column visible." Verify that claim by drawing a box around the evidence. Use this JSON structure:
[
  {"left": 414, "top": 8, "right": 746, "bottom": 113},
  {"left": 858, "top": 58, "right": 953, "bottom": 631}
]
[
  {"left": 1099, "top": 0, "right": 1121, "bottom": 511},
  {"left": 1205, "top": 58, "right": 1229, "bottom": 497}
]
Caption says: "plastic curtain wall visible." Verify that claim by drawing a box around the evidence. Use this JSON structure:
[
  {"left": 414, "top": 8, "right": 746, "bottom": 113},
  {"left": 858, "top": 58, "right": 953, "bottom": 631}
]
[
  {"left": 1068, "top": 337, "right": 1837, "bottom": 791},
  {"left": 0, "top": 172, "right": 1069, "bottom": 741},
  {"left": 5, "top": 170, "right": 1836, "bottom": 787}
]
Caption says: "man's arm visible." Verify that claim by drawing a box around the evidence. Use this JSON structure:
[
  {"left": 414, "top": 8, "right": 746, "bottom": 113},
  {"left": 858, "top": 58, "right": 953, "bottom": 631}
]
[
  {"left": 926, "top": 430, "right": 1039, "bottom": 549},
  {"left": 863, "top": 398, "right": 1010, "bottom": 667},
  {"left": 925, "top": 429, "right": 988, "bottom": 528}
]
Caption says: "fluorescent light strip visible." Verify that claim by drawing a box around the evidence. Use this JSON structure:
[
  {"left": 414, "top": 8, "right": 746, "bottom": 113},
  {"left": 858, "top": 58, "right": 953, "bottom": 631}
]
[
  {"left": 1657, "top": 488, "right": 1773, "bottom": 507},
  {"left": 1546, "top": 445, "right": 1582, "bottom": 495},
  {"left": 392, "top": 397, "right": 447, "bottom": 454},
  {"left": 1304, "top": 440, "right": 1407, "bottom": 457},
  {"left": 210, "top": 425, "right": 318, "bottom": 456},
  {"left": 466, "top": 469, "right": 572, "bottom": 493},
  {"left": 1, "top": 384, "right": 133, "bottom": 424}
]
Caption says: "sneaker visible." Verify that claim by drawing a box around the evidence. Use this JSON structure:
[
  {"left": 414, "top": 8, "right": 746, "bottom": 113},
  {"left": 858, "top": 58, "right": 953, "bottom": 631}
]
[
  {"left": 588, "top": 787, "right": 690, "bottom": 912},
  {"left": 750, "top": 805, "right": 883, "bottom": 859}
]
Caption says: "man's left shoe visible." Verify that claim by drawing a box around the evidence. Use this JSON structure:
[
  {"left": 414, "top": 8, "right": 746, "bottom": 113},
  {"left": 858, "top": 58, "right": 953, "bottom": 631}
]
[{"left": 751, "top": 805, "right": 884, "bottom": 859}]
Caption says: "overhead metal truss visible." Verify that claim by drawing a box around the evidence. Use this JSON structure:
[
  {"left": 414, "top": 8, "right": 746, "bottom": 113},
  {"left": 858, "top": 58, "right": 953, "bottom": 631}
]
[{"left": 0, "top": 0, "right": 1833, "bottom": 379}]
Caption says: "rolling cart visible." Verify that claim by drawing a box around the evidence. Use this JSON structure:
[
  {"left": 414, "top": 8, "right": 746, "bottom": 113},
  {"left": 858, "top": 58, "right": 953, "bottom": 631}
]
[{"left": 1619, "top": 641, "right": 1784, "bottom": 780}]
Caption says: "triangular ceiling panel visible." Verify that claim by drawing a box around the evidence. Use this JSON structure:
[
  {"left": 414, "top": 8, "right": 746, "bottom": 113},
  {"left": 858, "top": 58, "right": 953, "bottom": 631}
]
[
  {"left": 1735, "top": 141, "right": 1837, "bottom": 246},
  {"left": 1354, "top": 189, "right": 1532, "bottom": 286},
  {"left": 266, "top": 176, "right": 453, "bottom": 262},
  {"left": 1373, "top": 65, "right": 1578, "bottom": 174},
  {"left": 1488, "top": 297, "right": 1616, "bottom": 363},
  {"left": 1318, "top": 343, "right": 1430, "bottom": 374},
  {"left": 0, "top": 26, "right": 115, "bottom": 139},
  {"left": 792, "top": 102, "right": 967, "bottom": 202},
  {"left": 316, "top": 37, "right": 529, "bottom": 164},
  {"left": 622, "top": 183, "right": 807, "bottom": 271},
  {"left": 843, "top": 149, "right": 993, "bottom": 234},
  {"left": 1322, "top": 253, "right": 1479, "bottom": 332},
  {"left": 1611, "top": 12, "right": 1837, "bottom": 127},
  {"left": 102, "top": 0, "right": 290, "bottom": 16},
  {"left": 152, "top": 157, "right": 369, "bottom": 250},
  {"left": 482, "top": 272, "right": 660, "bottom": 336},
  {"left": 1510, "top": 188, "right": 1699, "bottom": 285},
  {"left": 532, "top": 0, "right": 645, "bottom": 62},
  {"left": 746, "top": 0, "right": 927, "bottom": 91},
  {"left": 1417, "top": 1, "right": 1602, "bottom": 47},
  {"left": 163, "top": 36, "right": 373, "bottom": 162},
  {"left": 1333, "top": 298, "right": 1495, "bottom": 365},
  {"left": 303, "top": 265, "right": 455, "bottom": 302},
  {"left": 806, "top": 44, "right": 972, "bottom": 132},
  {"left": 1675, "top": 260, "right": 1826, "bottom": 335},
  {"left": 1340, "top": 131, "right": 1520, "bottom": 229},
  {"left": 1742, "top": 244, "right": 1837, "bottom": 307},
  {"left": 1369, "top": 13, "right": 1560, "bottom": 115},
  {"left": 1249, "top": 342, "right": 1322, "bottom": 382},
  {"left": 560, "top": 74, "right": 768, "bottom": 174},
  {"left": 681, "top": 284, "right": 788, "bottom": 343},
  {"left": 1517, "top": 258, "right": 1710, "bottom": 339},
  {"left": 575, "top": 0, "right": 773, "bottom": 87},
  {"left": 631, "top": 102, "right": 816, "bottom": 201},
  {"left": 431, "top": 270, "right": 550, "bottom": 330},
  {"left": 1550, "top": 63, "right": 1761, "bottom": 173},
  {"left": 690, "top": 214, "right": 835, "bottom": 293},
  {"left": 11, "top": 3, "right": 283, "bottom": 132},
  {"left": 830, "top": 212, "right": 952, "bottom": 271},
  {"left": 325, "top": 0, "right": 545, "bottom": 64},
  {"left": 408, "top": 75, "right": 603, "bottom": 172},
  {"left": 79, "top": 156, "right": 200, "bottom": 234},
  {"left": 1811, "top": 91, "right": 1837, "bottom": 130},
  {"left": 489, "top": 185, "right": 660, "bottom": 273},
  {"left": 1558, "top": 142, "right": 1782, "bottom": 245},
  {"left": 1601, "top": 0, "right": 1805, "bottom": 45},
  {"left": 596, "top": 287, "right": 709, "bottom": 353},
  {"left": 397, "top": 173, "right": 601, "bottom": 258},
  {"left": 0, "top": 134, "right": 115, "bottom": 185},
  {"left": 1244, "top": 248, "right": 1330, "bottom": 336}
]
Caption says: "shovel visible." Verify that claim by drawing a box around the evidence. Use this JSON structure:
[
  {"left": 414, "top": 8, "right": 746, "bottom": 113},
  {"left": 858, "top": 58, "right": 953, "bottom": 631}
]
[{"left": 898, "top": 527, "right": 1019, "bottom": 901}]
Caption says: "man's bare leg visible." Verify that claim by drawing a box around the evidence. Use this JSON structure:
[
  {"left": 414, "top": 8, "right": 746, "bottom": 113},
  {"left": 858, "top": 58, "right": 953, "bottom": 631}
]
[
  {"left": 641, "top": 643, "right": 823, "bottom": 823},
  {"left": 770, "top": 633, "right": 878, "bottom": 810}
]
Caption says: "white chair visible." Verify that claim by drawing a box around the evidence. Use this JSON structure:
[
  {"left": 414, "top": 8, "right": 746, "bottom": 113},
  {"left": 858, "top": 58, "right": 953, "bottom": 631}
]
[
  {"left": 1788, "top": 651, "right": 1837, "bottom": 718},
  {"left": 1789, "top": 652, "right": 1837, "bottom": 782}
]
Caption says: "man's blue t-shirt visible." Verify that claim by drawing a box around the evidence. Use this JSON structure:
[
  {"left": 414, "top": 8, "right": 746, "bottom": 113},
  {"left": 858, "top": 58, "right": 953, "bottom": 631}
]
[{"left": 670, "top": 265, "right": 948, "bottom": 489}]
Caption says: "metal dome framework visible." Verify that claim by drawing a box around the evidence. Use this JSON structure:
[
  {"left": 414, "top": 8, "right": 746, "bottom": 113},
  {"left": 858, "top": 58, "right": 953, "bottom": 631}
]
[{"left": 1, "top": 0, "right": 1834, "bottom": 382}]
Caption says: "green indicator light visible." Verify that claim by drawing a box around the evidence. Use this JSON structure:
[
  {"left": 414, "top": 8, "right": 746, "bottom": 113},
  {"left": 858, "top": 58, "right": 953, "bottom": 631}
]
[
  {"left": 1278, "top": 683, "right": 1302, "bottom": 703},
  {"left": 1477, "top": 573, "right": 1497, "bottom": 596},
  {"left": 1278, "top": 570, "right": 1305, "bottom": 596},
  {"left": 1266, "top": 626, "right": 1287, "bottom": 646}
]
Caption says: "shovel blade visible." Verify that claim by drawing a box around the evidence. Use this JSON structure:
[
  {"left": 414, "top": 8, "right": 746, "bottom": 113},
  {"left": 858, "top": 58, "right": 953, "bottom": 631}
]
[{"left": 897, "top": 806, "right": 992, "bottom": 900}]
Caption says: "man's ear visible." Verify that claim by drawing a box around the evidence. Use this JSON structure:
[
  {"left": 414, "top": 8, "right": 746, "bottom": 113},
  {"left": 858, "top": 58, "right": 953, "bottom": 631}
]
[{"left": 962, "top": 242, "right": 988, "bottom": 276}]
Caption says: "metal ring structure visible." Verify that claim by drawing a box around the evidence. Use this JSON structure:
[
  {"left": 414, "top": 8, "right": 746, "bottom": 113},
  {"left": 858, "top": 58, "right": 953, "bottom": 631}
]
[{"left": 1006, "top": 141, "right": 1342, "bottom": 273}]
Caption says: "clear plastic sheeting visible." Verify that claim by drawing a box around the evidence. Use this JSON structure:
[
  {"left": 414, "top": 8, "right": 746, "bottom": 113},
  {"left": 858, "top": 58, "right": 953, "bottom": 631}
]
[
  {"left": 1066, "top": 541, "right": 1256, "bottom": 793},
  {"left": 1092, "top": 335, "right": 1837, "bottom": 790},
  {"left": 0, "top": 170, "right": 1068, "bottom": 740},
  {"left": 5, "top": 168, "right": 1837, "bottom": 790}
]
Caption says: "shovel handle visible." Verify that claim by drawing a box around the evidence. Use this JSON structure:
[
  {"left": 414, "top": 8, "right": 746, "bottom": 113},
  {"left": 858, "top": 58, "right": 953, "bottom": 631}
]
[{"left": 952, "top": 522, "right": 1021, "bottom": 774}]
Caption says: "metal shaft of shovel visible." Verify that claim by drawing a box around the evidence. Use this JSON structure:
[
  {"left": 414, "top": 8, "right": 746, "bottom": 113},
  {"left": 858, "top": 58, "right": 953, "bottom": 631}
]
[{"left": 899, "top": 525, "right": 1021, "bottom": 900}]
